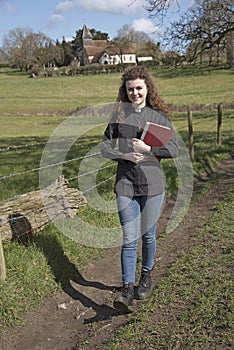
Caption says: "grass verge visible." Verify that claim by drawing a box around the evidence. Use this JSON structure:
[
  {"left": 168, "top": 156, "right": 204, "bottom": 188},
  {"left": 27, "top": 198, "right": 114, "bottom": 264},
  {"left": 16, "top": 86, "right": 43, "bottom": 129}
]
[{"left": 0, "top": 224, "right": 104, "bottom": 331}]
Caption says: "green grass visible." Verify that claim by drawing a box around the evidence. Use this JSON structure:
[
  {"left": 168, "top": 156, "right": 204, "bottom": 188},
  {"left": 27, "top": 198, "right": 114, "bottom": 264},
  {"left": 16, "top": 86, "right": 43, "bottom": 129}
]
[
  {"left": 0, "top": 224, "right": 104, "bottom": 329},
  {"left": 0, "top": 66, "right": 233, "bottom": 335},
  {"left": 173, "top": 109, "right": 234, "bottom": 178},
  {"left": 155, "top": 69, "right": 234, "bottom": 107},
  {"left": 0, "top": 115, "right": 66, "bottom": 138},
  {"left": 0, "top": 73, "right": 118, "bottom": 114},
  {"left": 0, "top": 68, "right": 233, "bottom": 114},
  {"left": 105, "top": 187, "right": 234, "bottom": 350}
]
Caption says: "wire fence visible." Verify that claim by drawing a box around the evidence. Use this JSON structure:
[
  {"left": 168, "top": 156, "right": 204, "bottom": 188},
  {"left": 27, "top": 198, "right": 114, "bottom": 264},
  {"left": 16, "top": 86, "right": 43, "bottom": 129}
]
[
  {"left": 0, "top": 151, "right": 102, "bottom": 182},
  {"left": 0, "top": 140, "right": 116, "bottom": 233},
  {"left": 0, "top": 136, "right": 77, "bottom": 153},
  {"left": 0, "top": 103, "right": 232, "bottom": 280},
  {"left": 0, "top": 103, "right": 228, "bottom": 229},
  {"left": 0, "top": 104, "right": 225, "bottom": 199},
  {"left": 0, "top": 139, "right": 117, "bottom": 280}
]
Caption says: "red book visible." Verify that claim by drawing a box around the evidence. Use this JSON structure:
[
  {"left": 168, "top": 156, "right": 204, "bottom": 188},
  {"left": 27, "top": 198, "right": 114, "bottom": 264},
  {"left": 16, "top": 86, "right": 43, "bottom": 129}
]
[{"left": 141, "top": 122, "right": 174, "bottom": 147}]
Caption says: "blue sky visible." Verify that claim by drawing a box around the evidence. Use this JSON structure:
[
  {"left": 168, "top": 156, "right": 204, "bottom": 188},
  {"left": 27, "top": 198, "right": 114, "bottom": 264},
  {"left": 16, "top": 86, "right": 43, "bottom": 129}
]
[{"left": 0, "top": 0, "right": 194, "bottom": 46}]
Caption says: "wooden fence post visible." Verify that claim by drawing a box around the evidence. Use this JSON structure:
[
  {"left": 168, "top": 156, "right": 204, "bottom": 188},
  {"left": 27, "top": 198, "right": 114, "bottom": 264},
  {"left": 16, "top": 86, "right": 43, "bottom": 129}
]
[
  {"left": 217, "top": 103, "right": 223, "bottom": 145},
  {"left": 187, "top": 108, "right": 194, "bottom": 161},
  {"left": 0, "top": 233, "right": 6, "bottom": 281}
]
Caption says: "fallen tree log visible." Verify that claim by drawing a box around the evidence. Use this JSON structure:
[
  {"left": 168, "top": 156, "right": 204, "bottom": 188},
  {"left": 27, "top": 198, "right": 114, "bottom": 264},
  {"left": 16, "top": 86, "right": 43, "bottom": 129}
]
[{"left": 0, "top": 176, "right": 87, "bottom": 242}]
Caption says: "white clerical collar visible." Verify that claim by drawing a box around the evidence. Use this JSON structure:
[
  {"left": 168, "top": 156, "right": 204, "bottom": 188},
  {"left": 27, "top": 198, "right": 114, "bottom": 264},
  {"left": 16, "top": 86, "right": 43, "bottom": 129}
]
[
  {"left": 133, "top": 103, "right": 146, "bottom": 112},
  {"left": 135, "top": 107, "right": 142, "bottom": 113}
]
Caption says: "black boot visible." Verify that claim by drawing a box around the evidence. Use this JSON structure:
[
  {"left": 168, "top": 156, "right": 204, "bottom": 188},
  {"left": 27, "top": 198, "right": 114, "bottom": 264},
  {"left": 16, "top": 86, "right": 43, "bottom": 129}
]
[
  {"left": 113, "top": 283, "right": 134, "bottom": 313},
  {"left": 136, "top": 269, "right": 152, "bottom": 300}
]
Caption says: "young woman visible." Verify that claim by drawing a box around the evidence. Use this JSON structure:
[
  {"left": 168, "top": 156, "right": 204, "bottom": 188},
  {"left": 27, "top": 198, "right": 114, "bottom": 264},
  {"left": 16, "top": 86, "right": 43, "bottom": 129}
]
[{"left": 101, "top": 66, "right": 178, "bottom": 312}]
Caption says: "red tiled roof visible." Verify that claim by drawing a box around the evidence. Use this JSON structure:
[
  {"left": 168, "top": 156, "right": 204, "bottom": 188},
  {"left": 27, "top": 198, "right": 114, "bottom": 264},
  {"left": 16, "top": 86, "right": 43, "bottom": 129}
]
[
  {"left": 85, "top": 44, "right": 135, "bottom": 57},
  {"left": 107, "top": 47, "right": 136, "bottom": 55},
  {"left": 82, "top": 34, "right": 136, "bottom": 61},
  {"left": 92, "top": 40, "right": 108, "bottom": 47},
  {"left": 91, "top": 51, "right": 107, "bottom": 63},
  {"left": 85, "top": 46, "right": 106, "bottom": 56}
]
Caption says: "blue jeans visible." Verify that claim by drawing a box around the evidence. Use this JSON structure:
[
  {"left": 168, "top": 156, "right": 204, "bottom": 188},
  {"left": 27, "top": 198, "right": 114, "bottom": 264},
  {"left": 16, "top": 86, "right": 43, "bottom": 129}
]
[{"left": 116, "top": 193, "right": 165, "bottom": 284}]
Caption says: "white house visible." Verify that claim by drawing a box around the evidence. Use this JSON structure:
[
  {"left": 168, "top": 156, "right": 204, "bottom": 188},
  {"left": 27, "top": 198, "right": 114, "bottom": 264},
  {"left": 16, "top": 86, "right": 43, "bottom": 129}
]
[
  {"left": 109, "top": 49, "right": 137, "bottom": 65},
  {"left": 77, "top": 25, "right": 137, "bottom": 66}
]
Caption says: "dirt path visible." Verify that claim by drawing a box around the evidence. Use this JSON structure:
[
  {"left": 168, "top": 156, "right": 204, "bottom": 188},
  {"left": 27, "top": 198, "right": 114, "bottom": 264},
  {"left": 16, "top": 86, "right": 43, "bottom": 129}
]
[{"left": 1, "top": 158, "right": 234, "bottom": 350}]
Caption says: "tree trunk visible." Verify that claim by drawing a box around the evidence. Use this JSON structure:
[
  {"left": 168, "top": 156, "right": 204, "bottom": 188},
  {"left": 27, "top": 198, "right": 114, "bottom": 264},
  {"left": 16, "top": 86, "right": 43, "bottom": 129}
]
[
  {"left": 226, "top": 32, "right": 234, "bottom": 68},
  {"left": 0, "top": 176, "right": 87, "bottom": 242}
]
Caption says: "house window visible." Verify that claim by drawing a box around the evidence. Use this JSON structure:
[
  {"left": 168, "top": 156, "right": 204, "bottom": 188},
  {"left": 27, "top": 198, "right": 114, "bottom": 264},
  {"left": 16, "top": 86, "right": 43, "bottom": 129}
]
[{"left": 130, "top": 56, "right": 132, "bottom": 61}]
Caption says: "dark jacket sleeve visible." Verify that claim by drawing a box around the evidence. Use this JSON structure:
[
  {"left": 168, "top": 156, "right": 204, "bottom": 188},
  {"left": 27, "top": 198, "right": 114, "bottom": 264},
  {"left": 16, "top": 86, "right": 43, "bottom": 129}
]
[{"left": 101, "top": 123, "right": 124, "bottom": 161}]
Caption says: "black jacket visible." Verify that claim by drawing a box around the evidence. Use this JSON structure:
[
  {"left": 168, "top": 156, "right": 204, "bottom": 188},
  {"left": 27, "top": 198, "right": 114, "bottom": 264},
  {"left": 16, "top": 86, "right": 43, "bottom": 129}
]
[{"left": 101, "top": 104, "right": 178, "bottom": 196}]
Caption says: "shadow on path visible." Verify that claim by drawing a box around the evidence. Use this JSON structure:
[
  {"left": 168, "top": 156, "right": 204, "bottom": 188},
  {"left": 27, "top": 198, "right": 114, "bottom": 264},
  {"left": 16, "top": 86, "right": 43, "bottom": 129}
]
[{"left": 33, "top": 233, "right": 120, "bottom": 323}]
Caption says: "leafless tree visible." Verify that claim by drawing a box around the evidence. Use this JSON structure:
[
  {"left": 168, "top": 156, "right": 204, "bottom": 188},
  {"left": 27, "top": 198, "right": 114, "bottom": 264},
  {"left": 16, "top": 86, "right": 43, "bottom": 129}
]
[
  {"left": 116, "top": 24, "right": 152, "bottom": 43},
  {"left": 112, "top": 24, "right": 162, "bottom": 62},
  {"left": 2, "top": 27, "right": 60, "bottom": 70},
  {"left": 163, "top": 0, "right": 234, "bottom": 67},
  {"left": 130, "top": 0, "right": 180, "bottom": 23},
  {"left": 143, "top": 0, "right": 180, "bottom": 20}
]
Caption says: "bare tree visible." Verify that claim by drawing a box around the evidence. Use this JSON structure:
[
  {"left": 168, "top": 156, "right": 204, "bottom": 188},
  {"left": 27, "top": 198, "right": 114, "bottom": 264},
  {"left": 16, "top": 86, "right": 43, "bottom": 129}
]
[
  {"left": 0, "top": 48, "right": 8, "bottom": 63},
  {"left": 163, "top": 0, "right": 234, "bottom": 67},
  {"left": 129, "top": 0, "right": 180, "bottom": 23},
  {"left": 2, "top": 26, "right": 57, "bottom": 70},
  {"left": 144, "top": 0, "right": 180, "bottom": 19},
  {"left": 111, "top": 24, "right": 163, "bottom": 64},
  {"left": 12, "top": 36, "right": 38, "bottom": 70},
  {"left": 2, "top": 27, "right": 33, "bottom": 70},
  {"left": 116, "top": 24, "right": 151, "bottom": 43}
]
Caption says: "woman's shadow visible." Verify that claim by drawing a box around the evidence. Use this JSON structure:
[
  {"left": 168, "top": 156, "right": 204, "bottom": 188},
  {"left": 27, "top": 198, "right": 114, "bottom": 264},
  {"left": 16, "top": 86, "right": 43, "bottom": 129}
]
[{"left": 33, "top": 232, "right": 121, "bottom": 323}]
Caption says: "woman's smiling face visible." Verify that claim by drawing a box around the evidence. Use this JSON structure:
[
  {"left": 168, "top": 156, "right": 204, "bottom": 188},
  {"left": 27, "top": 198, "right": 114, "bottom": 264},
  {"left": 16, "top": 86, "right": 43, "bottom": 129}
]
[{"left": 126, "top": 78, "right": 148, "bottom": 108}]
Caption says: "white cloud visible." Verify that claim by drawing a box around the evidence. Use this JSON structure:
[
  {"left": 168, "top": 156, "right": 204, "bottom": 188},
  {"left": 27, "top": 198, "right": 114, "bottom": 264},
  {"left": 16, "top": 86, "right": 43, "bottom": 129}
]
[
  {"left": 51, "top": 14, "right": 66, "bottom": 22},
  {"left": 132, "top": 18, "right": 161, "bottom": 36},
  {"left": 47, "top": 13, "right": 67, "bottom": 29},
  {"left": 0, "top": 0, "right": 16, "bottom": 14},
  {"left": 56, "top": 0, "right": 145, "bottom": 14},
  {"left": 56, "top": 0, "right": 76, "bottom": 13}
]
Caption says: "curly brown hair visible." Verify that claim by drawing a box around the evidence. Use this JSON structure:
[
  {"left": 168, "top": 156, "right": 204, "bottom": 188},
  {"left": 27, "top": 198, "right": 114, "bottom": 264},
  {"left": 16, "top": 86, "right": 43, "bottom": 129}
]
[{"left": 117, "top": 66, "right": 170, "bottom": 117}]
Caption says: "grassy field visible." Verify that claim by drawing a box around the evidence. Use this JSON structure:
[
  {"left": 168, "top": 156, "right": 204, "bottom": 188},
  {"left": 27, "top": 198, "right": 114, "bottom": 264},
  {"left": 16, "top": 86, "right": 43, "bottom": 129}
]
[
  {"left": 0, "top": 67, "right": 233, "bottom": 114},
  {"left": 0, "top": 67, "right": 233, "bottom": 340},
  {"left": 0, "top": 67, "right": 233, "bottom": 201}
]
